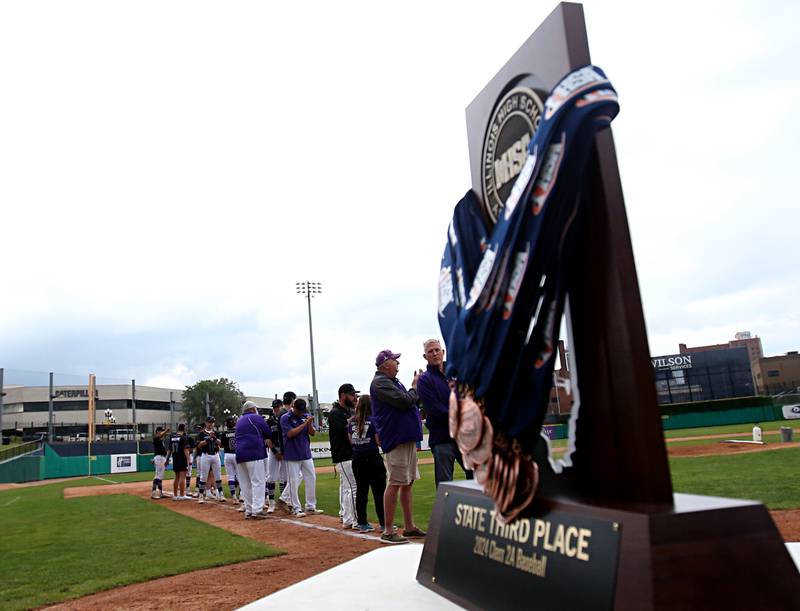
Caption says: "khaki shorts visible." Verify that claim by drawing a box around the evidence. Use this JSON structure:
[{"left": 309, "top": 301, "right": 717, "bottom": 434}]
[{"left": 384, "top": 442, "right": 420, "bottom": 486}]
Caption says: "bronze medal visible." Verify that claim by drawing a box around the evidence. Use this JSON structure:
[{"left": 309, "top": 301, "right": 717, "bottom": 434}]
[
  {"left": 462, "top": 450, "right": 479, "bottom": 472},
  {"left": 465, "top": 416, "right": 493, "bottom": 466},
  {"left": 448, "top": 387, "right": 459, "bottom": 439},
  {"left": 474, "top": 456, "right": 491, "bottom": 486},
  {"left": 456, "top": 395, "right": 483, "bottom": 453},
  {"left": 499, "top": 459, "right": 538, "bottom": 524}
]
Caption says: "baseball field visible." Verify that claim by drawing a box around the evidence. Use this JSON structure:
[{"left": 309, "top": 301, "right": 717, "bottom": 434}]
[{"left": 1, "top": 427, "right": 799, "bottom": 610}]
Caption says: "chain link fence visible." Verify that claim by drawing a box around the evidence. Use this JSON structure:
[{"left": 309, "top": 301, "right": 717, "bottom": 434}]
[{"left": 1, "top": 367, "right": 183, "bottom": 446}]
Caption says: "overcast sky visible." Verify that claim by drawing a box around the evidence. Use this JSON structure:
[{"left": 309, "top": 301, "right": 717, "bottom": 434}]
[{"left": 1, "top": 0, "right": 797, "bottom": 401}]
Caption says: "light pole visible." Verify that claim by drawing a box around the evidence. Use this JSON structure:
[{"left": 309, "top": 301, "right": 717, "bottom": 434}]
[{"left": 296, "top": 281, "right": 321, "bottom": 424}]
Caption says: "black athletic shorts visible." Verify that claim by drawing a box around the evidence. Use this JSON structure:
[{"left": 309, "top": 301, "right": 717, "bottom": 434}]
[{"left": 172, "top": 458, "right": 187, "bottom": 473}]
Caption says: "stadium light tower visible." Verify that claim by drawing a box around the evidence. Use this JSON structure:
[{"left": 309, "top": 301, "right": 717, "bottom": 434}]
[{"left": 296, "top": 281, "right": 322, "bottom": 423}]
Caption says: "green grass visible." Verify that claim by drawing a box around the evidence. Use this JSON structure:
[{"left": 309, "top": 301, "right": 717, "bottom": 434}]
[
  {"left": 669, "top": 447, "right": 800, "bottom": 509},
  {"left": 666, "top": 431, "right": 793, "bottom": 448},
  {"left": 664, "top": 421, "right": 797, "bottom": 439},
  {"left": 0, "top": 478, "right": 282, "bottom": 611}
]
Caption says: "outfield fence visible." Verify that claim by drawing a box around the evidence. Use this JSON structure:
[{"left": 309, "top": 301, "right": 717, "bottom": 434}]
[{"left": 0, "top": 441, "right": 157, "bottom": 483}]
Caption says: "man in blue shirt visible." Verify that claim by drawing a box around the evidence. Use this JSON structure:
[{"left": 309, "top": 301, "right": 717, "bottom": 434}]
[
  {"left": 280, "top": 398, "right": 323, "bottom": 517},
  {"left": 235, "top": 401, "right": 271, "bottom": 519},
  {"left": 417, "top": 338, "right": 474, "bottom": 487},
  {"left": 370, "top": 349, "right": 426, "bottom": 544}
]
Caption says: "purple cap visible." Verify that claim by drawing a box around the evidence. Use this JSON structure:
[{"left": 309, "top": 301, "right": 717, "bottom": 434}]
[{"left": 375, "top": 349, "right": 401, "bottom": 367}]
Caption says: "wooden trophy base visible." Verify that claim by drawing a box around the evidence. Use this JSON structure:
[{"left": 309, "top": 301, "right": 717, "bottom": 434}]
[{"left": 417, "top": 480, "right": 800, "bottom": 610}]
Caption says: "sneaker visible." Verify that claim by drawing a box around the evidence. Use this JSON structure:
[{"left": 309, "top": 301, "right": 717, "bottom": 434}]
[
  {"left": 358, "top": 524, "right": 375, "bottom": 533},
  {"left": 245, "top": 512, "right": 252, "bottom": 519},
  {"left": 306, "top": 508, "right": 324, "bottom": 514},
  {"left": 293, "top": 511, "right": 307, "bottom": 518},
  {"left": 380, "top": 532, "right": 408, "bottom": 545},
  {"left": 151, "top": 491, "right": 159, "bottom": 499},
  {"left": 267, "top": 500, "right": 276, "bottom": 514},
  {"left": 218, "top": 495, "right": 226, "bottom": 503},
  {"left": 172, "top": 495, "right": 179, "bottom": 501},
  {"left": 402, "top": 527, "right": 427, "bottom": 538},
  {"left": 250, "top": 512, "right": 267, "bottom": 520},
  {"left": 237, "top": 504, "right": 246, "bottom": 512},
  {"left": 343, "top": 522, "right": 354, "bottom": 529}
]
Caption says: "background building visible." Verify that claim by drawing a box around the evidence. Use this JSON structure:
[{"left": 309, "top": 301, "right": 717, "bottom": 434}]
[
  {"left": 2, "top": 384, "right": 181, "bottom": 433},
  {"left": 753, "top": 352, "right": 800, "bottom": 394},
  {"left": 0, "top": 384, "right": 314, "bottom": 439},
  {"left": 652, "top": 346, "right": 755, "bottom": 404},
  {"left": 679, "top": 330, "right": 763, "bottom": 371}
]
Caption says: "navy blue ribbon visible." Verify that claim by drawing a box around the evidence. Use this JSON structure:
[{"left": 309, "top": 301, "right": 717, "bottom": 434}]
[{"left": 438, "top": 65, "right": 620, "bottom": 448}]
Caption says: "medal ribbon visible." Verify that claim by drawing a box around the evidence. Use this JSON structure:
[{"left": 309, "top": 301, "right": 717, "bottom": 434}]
[{"left": 438, "top": 65, "right": 619, "bottom": 449}]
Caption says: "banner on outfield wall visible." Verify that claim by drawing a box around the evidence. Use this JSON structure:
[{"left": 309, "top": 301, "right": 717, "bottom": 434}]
[
  {"left": 110, "top": 453, "right": 137, "bottom": 473},
  {"left": 782, "top": 405, "right": 800, "bottom": 420},
  {"left": 310, "top": 435, "right": 430, "bottom": 459}
]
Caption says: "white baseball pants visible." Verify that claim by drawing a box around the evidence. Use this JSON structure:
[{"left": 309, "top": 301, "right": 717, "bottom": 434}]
[
  {"left": 199, "top": 453, "right": 222, "bottom": 485},
  {"left": 237, "top": 459, "right": 266, "bottom": 514},
  {"left": 336, "top": 460, "right": 357, "bottom": 526},
  {"left": 153, "top": 455, "right": 167, "bottom": 481},
  {"left": 224, "top": 453, "right": 238, "bottom": 485},
  {"left": 286, "top": 458, "right": 317, "bottom": 513}
]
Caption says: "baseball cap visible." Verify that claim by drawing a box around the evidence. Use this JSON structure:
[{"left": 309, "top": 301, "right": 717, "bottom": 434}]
[
  {"left": 242, "top": 400, "right": 259, "bottom": 412},
  {"left": 338, "top": 383, "right": 360, "bottom": 396},
  {"left": 205, "top": 416, "right": 215, "bottom": 423},
  {"left": 375, "top": 349, "right": 401, "bottom": 367}
]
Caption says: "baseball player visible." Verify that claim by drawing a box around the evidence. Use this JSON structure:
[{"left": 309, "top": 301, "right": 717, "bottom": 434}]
[
  {"left": 151, "top": 426, "right": 170, "bottom": 499},
  {"left": 280, "top": 398, "right": 323, "bottom": 517},
  {"left": 197, "top": 416, "right": 225, "bottom": 504},
  {"left": 169, "top": 424, "right": 191, "bottom": 499},
  {"left": 264, "top": 400, "right": 284, "bottom": 513},
  {"left": 194, "top": 423, "right": 219, "bottom": 500},
  {"left": 221, "top": 416, "right": 240, "bottom": 502}
]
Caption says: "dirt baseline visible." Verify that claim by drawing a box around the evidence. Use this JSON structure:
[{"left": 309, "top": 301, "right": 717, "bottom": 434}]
[{"left": 48, "top": 482, "right": 385, "bottom": 610}]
